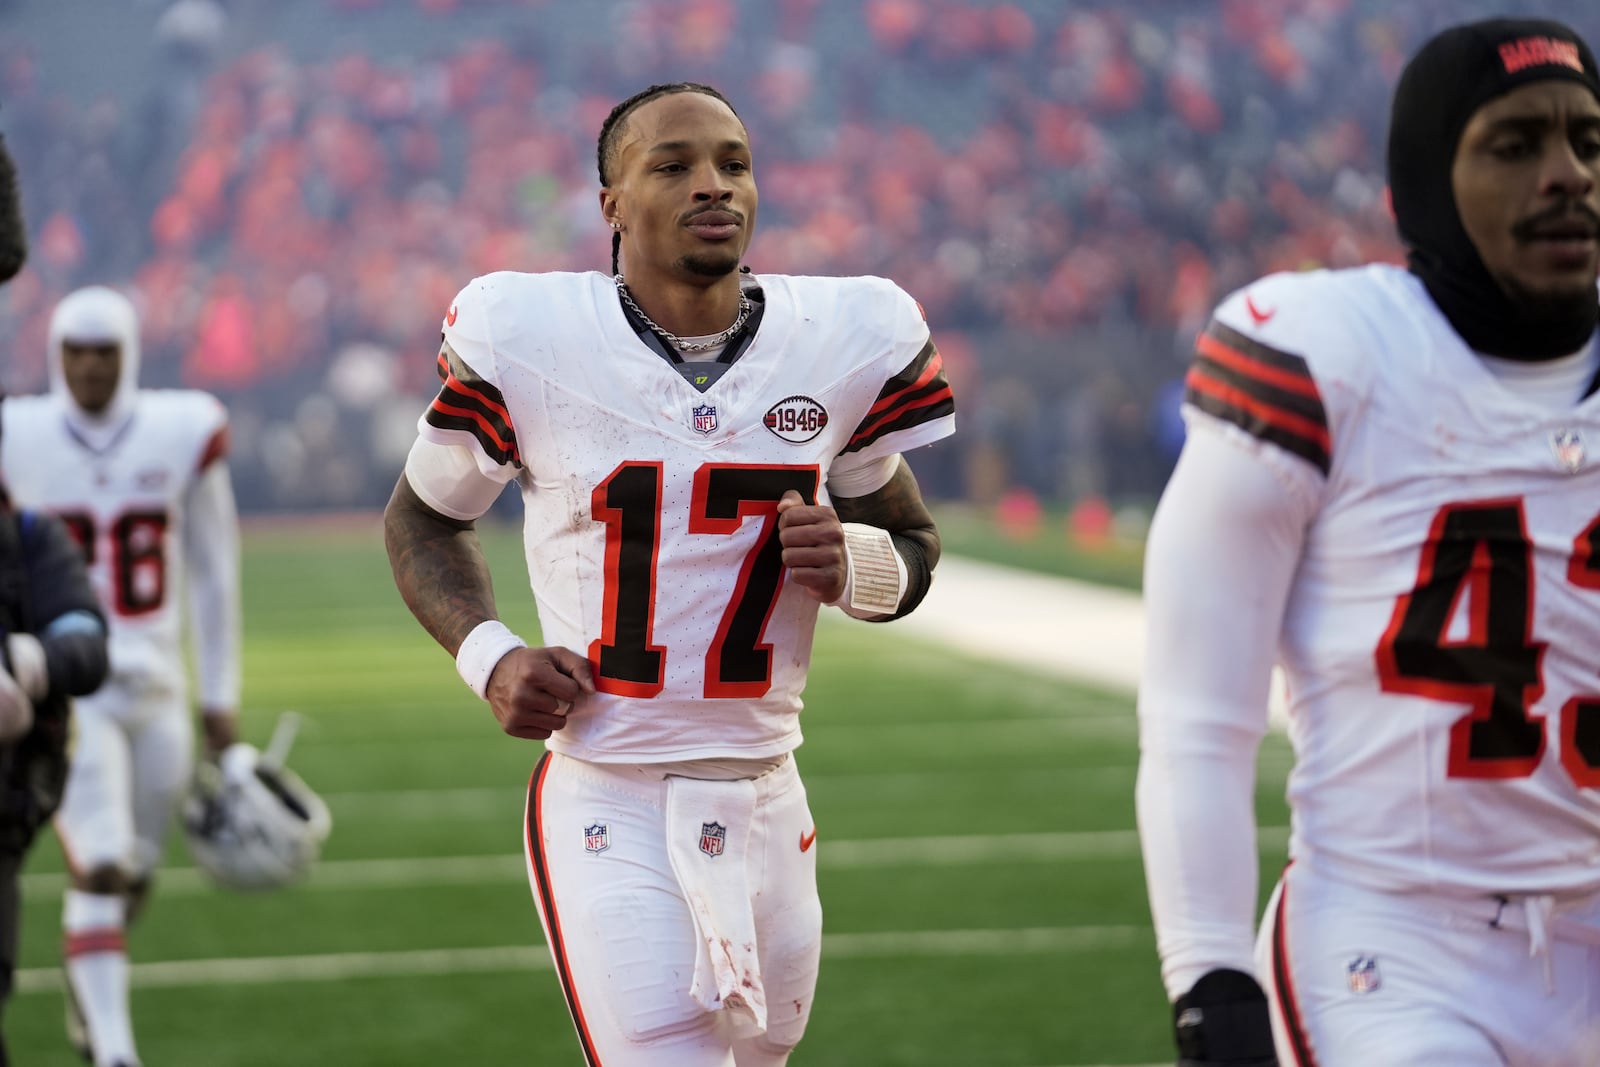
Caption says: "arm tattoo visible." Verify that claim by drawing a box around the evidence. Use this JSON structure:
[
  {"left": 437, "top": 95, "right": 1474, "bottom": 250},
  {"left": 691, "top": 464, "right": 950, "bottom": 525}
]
[
  {"left": 383, "top": 474, "right": 501, "bottom": 655},
  {"left": 831, "top": 459, "right": 942, "bottom": 620},
  {"left": 831, "top": 459, "right": 941, "bottom": 570}
]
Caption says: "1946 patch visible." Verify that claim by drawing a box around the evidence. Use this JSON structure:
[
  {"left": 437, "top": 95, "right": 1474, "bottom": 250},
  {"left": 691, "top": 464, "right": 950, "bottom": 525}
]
[{"left": 764, "top": 395, "right": 829, "bottom": 443}]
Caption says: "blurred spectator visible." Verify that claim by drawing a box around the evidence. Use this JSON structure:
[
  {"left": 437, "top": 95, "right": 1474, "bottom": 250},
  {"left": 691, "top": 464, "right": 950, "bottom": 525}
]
[{"left": 0, "top": 0, "right": 1594, "bottom": 512}]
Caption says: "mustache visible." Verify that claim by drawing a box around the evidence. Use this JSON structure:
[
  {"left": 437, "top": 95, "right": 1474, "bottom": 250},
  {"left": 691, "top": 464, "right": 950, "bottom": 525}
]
[
  {"left": 1511, "top": 201, "right": 1600, "bottom": 242},
  {"left": 682, "top": 205, "right": 744, "bottom": 224}
]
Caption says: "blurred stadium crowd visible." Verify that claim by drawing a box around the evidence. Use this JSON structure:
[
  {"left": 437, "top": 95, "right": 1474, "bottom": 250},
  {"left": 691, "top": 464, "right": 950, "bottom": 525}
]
[{"left": 0, "top": 0, "right": 1595, "bottom": 514}]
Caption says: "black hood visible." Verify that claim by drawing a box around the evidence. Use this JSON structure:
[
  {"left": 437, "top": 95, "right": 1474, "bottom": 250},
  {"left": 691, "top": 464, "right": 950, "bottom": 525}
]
[{"left": 1388, "top": 17, "right": 1600, "bottom": 359}]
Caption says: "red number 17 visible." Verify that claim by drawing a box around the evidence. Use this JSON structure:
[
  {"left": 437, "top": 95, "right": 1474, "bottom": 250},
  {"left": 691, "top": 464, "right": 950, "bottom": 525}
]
[{"left": 589, "top": 461, "right": 820, "bottom": 699}]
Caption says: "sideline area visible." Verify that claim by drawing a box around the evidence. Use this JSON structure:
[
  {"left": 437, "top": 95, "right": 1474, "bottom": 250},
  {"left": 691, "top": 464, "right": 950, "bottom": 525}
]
[
  {"left": 874, "top": 554, "right": 1289, "bottom": 727},
  {"left": 883, "top": 555, "right": 1146, "bottom": 693}
]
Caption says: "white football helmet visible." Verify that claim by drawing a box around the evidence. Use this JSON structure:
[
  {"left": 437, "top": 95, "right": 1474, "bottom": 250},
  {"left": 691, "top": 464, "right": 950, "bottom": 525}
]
[{"left": 182, "top": 713, "right": 332, "bottom": 891}]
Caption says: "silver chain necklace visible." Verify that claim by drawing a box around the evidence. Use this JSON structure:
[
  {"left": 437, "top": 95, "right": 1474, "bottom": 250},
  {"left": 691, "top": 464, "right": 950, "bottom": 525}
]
[{"left": 614, "top": 274, "right": 752, "bottom": 354}]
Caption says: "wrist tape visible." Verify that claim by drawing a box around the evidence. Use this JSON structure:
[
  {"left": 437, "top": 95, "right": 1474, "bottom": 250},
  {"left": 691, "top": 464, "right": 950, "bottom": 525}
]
[
  {"left": 455, "top": 620, "right": 527, "bottom": 699},
  {"left": 837, "top": 523, "right": 909, "bottom": 617}
]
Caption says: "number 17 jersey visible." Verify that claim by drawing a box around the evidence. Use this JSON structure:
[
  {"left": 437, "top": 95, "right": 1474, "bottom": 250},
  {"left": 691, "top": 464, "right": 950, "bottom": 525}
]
[{"left": 419, "top": 270, "right": 955, "bottom": 764}]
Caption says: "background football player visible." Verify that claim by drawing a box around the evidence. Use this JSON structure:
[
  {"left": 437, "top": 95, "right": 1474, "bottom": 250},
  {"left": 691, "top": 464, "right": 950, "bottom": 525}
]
[
  {"left": 385, "top": 82, "right": 954, "bottom": 1065},
  {"left": 0, "top": 285, "right": 242, "bottom": 1067},
  {"left": 1137, "top": 17, "right": 1600, "bottom": 1067},
  {"left": 0, "top": 126, "right": 113, "bottom": 1067}
]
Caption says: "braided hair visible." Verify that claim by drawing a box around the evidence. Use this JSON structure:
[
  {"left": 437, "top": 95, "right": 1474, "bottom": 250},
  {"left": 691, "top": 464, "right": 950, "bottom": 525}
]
[{"left": 597, "top": 83, "right": 741, "bottom": 276}]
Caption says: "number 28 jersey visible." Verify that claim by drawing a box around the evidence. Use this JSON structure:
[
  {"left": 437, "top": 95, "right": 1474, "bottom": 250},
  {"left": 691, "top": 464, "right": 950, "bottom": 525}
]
[
  {"left": 419, "top": 270, "right": 955, "bottom": 763},
  {"left": 1188, "top": 263, "right": 1600, "bottom": 896}
]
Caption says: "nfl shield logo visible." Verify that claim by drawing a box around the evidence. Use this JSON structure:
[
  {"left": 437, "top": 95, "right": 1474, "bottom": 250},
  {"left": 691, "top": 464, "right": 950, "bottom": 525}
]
[
  {"left": 583, "top": 822, "right": 610, "bottom": 854},
  {"left": 699, "top": 821, "right": 726, "bottom": 858},
  {"left": 693, "top": 404, "right": 718, "bottom": 435},
  {"left": 1551, "top": 428, "right": 1586, "bottom": 473},
  {"left": 1346, "top": 954, "right": 1381, "bottom": 995}
]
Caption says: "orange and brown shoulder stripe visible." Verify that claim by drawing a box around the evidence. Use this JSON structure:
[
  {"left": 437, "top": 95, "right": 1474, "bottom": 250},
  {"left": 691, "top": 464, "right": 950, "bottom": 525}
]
[
  {"left": 1186, "top": 319, "right": 1330, "bottom": 475},
  {"left": 841, "top": 337, "right": 955, "bottom": 456},
  {"left": 425, "top": 339, "right": 521, "bottom": 467}
]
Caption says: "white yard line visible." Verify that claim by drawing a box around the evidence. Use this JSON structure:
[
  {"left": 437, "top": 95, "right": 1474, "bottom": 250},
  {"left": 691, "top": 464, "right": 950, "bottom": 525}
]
[
  {"left": 21, "top": 827, "right": 1289, "bottom": 900},
  {"left": 11, "top": 925, "right": 1147, "bottom": 995},
  {"left": 318, "top": 768, "right": 1144, "bottom": 820}
]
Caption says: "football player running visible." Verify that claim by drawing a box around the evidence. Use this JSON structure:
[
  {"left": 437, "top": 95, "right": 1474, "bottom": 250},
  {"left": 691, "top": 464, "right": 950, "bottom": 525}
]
[
  {"left": 0, "top": 286, "right": 242, "bottom": 1067},
  {"left": 1137, "top": 17, "right": 1600, "bottom": 1067},
  {"left": 386, "top": 82, "right": 954, "bottom": 1066}
]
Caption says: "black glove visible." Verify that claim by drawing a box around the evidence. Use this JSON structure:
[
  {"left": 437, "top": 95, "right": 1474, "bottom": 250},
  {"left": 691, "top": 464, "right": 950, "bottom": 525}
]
[{"left": 1173, "top": 968, "right": 1279, "bottom": 1066}]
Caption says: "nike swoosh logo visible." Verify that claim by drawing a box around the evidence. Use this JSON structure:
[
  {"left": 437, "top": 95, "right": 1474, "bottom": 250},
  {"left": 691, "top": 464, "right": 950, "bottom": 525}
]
[
  {"left": 446, "top": 305, "right": 458, "bottom": 326},
  {"left": 799, "top": 827, "right": 817, "bottom": 853},
  {"left": 1245, "top": 294, "right": 1275, "bottom": 327}
]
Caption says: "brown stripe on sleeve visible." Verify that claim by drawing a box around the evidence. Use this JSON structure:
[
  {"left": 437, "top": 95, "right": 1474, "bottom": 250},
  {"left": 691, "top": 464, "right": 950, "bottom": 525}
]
[
  {"left": 424, "top": 341, "right": 521, "bottom": 467},
  {"left": 841, "top": 339, "right": 955, "bottom": 455},
  {"left": 1184, "top": 320, "right": 1331, "bottom": 475}
]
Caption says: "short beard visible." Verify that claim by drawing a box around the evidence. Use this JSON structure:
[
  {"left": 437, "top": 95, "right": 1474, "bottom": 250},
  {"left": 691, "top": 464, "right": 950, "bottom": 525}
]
[
  {"left": 1496, "top": 270, "right": 1600, "bottom": 322},
  {"left": 678, "top": 251, "right": 741, "bottom": 278}
]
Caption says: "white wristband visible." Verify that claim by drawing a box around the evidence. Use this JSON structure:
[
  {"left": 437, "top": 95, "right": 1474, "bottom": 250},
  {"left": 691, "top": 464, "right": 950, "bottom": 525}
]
[
  {"left": 835, "top": 523, "right": 908, "bottom": 618},
  {"left": 455, "top": 620, "right": 527, "bottom": 700}
]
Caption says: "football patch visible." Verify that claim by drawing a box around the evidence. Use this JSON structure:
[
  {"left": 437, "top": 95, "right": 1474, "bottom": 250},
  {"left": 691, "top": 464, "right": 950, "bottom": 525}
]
[
  {"left": 1551, "top": 427, "right": 1585, "bottom": 473},
  {"left": 764, "top": 395, "right": 828, "bottom": 443},
  {"left": 1345, "top": 954, "right": 1380, "bottom": 995}
]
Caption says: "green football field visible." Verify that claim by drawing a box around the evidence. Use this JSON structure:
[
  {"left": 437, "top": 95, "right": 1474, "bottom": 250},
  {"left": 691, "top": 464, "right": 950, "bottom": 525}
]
[{"left": 7, "top": 518, "right": 1292, "bottom": 1066}]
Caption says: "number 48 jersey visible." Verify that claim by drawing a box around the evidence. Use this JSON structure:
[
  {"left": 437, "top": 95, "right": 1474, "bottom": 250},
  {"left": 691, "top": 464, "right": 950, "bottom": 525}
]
[
  {"left": 418, "top": 270, "right": 954, "bottom": 764},
  {"left": 1188, "top": 262, "right": 1600, "bottom": 896}
]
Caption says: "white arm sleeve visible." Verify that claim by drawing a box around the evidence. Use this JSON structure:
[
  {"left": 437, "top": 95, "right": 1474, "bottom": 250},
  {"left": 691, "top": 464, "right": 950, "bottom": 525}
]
[
  {"left": 184, "top": 459, "right": 242, "bottom": 712},
  {"left": 826, "top": 453, "right": 901, "bottom": 499},
  {"left": 1135, "top": 413, "right": 1320, "bottom": 1000},
  {"left": 404, "top": 437, "right": 514, "bottom": 521}
]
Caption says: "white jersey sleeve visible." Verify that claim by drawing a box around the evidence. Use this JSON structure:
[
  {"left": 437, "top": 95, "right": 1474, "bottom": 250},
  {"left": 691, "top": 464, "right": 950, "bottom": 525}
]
[
  {"left": 404, "top": 438, "right": 512, "bottom": 522},
  {"left": 183, "top": 436, "right": 241, "bottom": 711},
  {"left": 1137, "top": 268, "right": 1372, "bottom": 998},
  {"left": 406, "top": 278, "right": 524, "bottom": 519},
  {"left": 417, "top": 277, "right": 524, "bottom": 479},
  {"left": 1136, "top": 415, "right": 1318, "bottom": 999},
  {"left": 831, "top": 280, "right": 954, "bottom": 468}
]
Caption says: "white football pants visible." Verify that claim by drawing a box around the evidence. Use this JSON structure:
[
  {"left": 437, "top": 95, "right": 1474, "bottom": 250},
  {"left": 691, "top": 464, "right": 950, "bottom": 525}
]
[
  {"left": 54, "top": 678, "right": 192, "bottom": 879},
  {"left": 523, "top": 750, "right": 822, "bottom": 1067},
  {"left": 1258, "top": 861, "right": 1600, "bottom": 1066}
]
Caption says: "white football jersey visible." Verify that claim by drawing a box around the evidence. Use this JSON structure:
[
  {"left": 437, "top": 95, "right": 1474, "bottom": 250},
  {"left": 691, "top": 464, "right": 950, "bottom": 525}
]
[
  {"left": 1, "top": 390, "right": 230, "bottom": 704},
  {"left": 418, "top": 270, "right": 955, "bottom": 763},
  {"left": 1191, "top": 263, "right": 1600, "bottom": 896}
]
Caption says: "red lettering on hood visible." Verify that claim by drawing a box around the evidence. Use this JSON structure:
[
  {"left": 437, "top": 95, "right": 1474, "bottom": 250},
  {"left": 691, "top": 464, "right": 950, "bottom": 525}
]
[{"left": 1498, "top": 36, "right": 1583, "bottom": 76}]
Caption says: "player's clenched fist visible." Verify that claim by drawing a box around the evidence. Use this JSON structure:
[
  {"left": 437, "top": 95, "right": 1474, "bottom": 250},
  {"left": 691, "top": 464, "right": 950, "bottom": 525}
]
[
  {"left": 776, "top": 490, "right": 847, "bottom": 603},
  {"left": 486, "top": 646, "right": 595, "bottom": 740}
]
